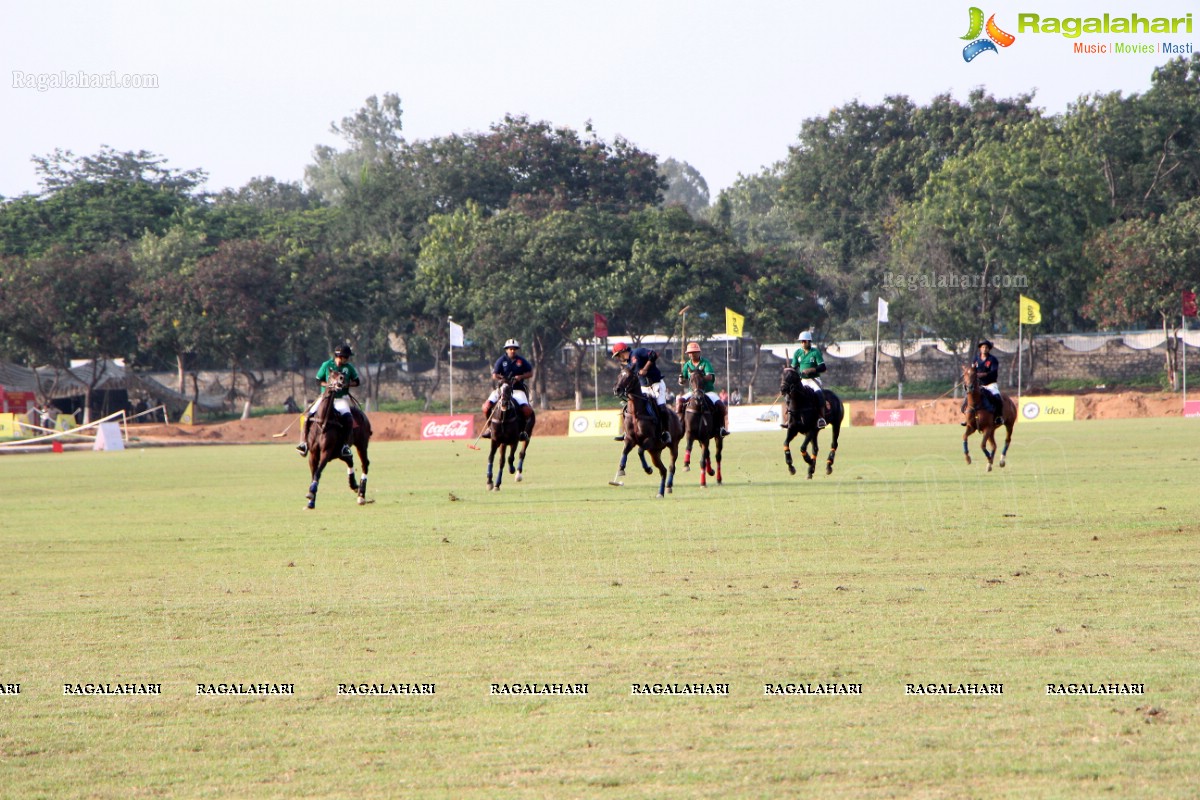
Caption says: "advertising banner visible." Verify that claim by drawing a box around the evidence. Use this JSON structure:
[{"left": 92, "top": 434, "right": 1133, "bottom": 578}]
[
  {"left": 1018, "top": 396, "right": 1076, "bottom": 423},
  {"left": 874, "top": 408, "right": 916, "bottom": 427},
  {"left": 420, "top": 415, "right": 474, "bottom": 440},
  {"left": 1183, "top": 400, "right": 1200, "bottom": 418},
  {"left": 569, "top": 410, "right": 624, "bottom": 437}
]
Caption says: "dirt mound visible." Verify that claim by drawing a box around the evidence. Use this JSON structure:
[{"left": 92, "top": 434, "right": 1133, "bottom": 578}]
[{"left": 129, "top": 410, "right": 572, "bottom": 443}]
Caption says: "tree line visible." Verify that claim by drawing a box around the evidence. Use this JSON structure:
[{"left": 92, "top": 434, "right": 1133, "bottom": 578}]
[{"left": 2, "top": 54, "right": 1198, "bottom": 407}]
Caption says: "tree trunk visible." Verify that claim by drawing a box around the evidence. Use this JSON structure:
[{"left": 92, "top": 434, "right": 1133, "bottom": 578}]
[
  {"left": 747, "top": 338, "right": 762, "bottom": 404},
  {"left": 1163, "top": 313, "right": 1178, "bottom": 390}
]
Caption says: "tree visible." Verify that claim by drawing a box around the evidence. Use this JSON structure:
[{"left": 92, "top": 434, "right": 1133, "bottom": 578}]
[
  {"left": 1084, "top": 197, "right": 1200, "bottom": 387},
  {"left": 659, "top": 158, "right": 710, "bottom": 218}
]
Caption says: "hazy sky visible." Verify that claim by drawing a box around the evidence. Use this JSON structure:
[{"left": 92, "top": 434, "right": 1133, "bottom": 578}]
[{"left": 2, "top": 0, "right": 1195, "bottom": 199}]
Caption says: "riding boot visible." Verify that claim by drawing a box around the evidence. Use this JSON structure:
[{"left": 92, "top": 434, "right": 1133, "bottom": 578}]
[
  {"left": 718, "top": 402, "right": 730, "bottom": 437},
  {"left": 519, "top": 405, "right": 533, "bottom": 441},
  {"left": 815, "top": 391, "right": 827, "bottom": 429},
  {"left": 614, "top": 399, "right": 627, "bottom": 440},
  {"left": 656, "top": 405, "right": 672, "bottom": 444},
  {"left": 296, "top": 414, "right": 312, "bottom": 455}
]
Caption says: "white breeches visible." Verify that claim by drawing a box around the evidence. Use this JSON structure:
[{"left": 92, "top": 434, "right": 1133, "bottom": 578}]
[
  {"left": 642, "top": 380, "right": 668, "bottom": 406},
  {"left": 487, "top": 389, "right": 529, "bottom": 406},
  {"left": 309, "top": 396, "right": 352, "bottom": 416},
  {"left": 801, "top": 378, "right": 824, "bottom": 392},
  {"left": 682, "top": 391, "right": 721, "bottom": 405}
]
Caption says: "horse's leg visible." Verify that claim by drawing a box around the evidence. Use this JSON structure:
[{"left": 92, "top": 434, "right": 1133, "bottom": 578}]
[
  {"left": 715, "top": 434, "right": 723, "bottom": 485},
  {"left": 803, "top": 431, "right": 817, "bottom": 480},
  {"left": 610, "top": 441, "right": 634, "bottom": 486},
  {"left": 666, "top": 442, "right": 677, "bottom": 495},
  {"left": 962, "top": 424, "right": 973, "bottom": 465},
  {"left": 487, "top": 440, "right": 499, "bottom": 490},
  {"left": 999, "top": 419, "right": 1014, "bottom": 467},
  {"left": 784, "top": 424, "right": 799, "bottom": 475},
  {"left": 494, "top": 443, "right": 507, "bottom": 490},
  {"left": 515, "top": 437, "right": 529, "bottom": 482},
  {"left": 355, "top": 440, "right": 370, "bottom": 504},
  {"left": 306, "top": 453, "right": 327, "bottom": 510},
  {"left": 984, "top": 424, "right": 997, "bottom": 472},
  {"left": 507, "top": 442, "right": 516, "bottom": 475},
  {"left": 649, "top": 449, "right": 667, "bottom": 498},
  {"left": 638, "top": 446, "right": 652, "bottom": 475},
  {"left": 826, "top": 422, "right": 840, "bottom": 476},
  {"left": 343, "top": 448, "right": 357, "bottom": 492},
  {"left": 698, "top": 439, "right": 708, "bottom": 488},
  {"left": 683, "top": 432, "right": 693, "bottom": 472}
]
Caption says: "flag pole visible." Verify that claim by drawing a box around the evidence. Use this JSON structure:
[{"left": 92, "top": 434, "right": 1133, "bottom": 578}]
[
  {"left": 448, "top": 315, "right": 454, "bottom": 416},
  {"left": 873, "top": 310, "right": 881, "bottom": 417},
  {"left": 1183, "top": 313, "right": 1188, "bottom": 406},
  {"left": 1017, "top": 319, "right": 1023, "bottom": 404},
  {"left": 593, "top": 335, "right": 599, "bottom": 411}
]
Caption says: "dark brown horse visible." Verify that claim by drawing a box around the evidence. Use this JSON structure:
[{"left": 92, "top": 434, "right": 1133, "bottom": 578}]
[
  {"left": 780, "top": 366, "right": 843, "bottom": 479},
  {"left": 682, "top": 368, "right": 723, "bottom": 487},
  {"left": 960, "top": 363, "right": 1015, "bottom": 472},
  {"left": 609, "top": 366, "right": 681, "bottom": 497},
  {"left": 486, "top": 381, "right": 535, "bottom": 491},
  {"left": 305, "top": 371, "right": 372, "bottom": 509}
]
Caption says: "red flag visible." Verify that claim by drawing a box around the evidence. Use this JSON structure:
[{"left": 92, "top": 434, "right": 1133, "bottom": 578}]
[
  {"left": 594, "top": 312, "right": 609, "bottom": 339},
  {"left": 1184, "top": 290, "right": 1198, "bottom": 318}
]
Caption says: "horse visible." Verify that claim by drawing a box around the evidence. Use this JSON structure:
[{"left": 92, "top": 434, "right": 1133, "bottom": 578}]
[
  {"left": 681, "top": 368, "right": 723, "bottom": 487},
  {"left": 609, "top": 366, "right": 682, "bottom": 498},
  {"left": 485, "top": 381, "right": 535, "bottom": 491},
  {"left": 960, "top": 363, "right": 1015, "bottom": 472},
  {"left": 304, "top": 370, "right": 372, "bottom": 509},
  {"left": 779, "top": 366, "right": 843, "bottom": 479}
]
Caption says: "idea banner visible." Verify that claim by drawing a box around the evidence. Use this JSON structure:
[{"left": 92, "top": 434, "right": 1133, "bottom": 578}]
[
  {"left": 420, "top": 415, "right": 473, "bottom": 440},
  {"left": 1019, "top": 396, "right": 1076, "bottom": 423},
  {"left": 568, "top": 410, "right": 624, "bottom": 437}
]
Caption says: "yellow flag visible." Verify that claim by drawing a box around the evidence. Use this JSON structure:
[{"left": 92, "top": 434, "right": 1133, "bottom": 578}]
[
  {"left": 179, "top": 402, "right": 194, "bottom": 426},
  {"left": 725, "top": 307, "right": 745, "bottom": 337},
  {"left": 1019, "top": 295, "right": 1041, "bottom": 325}
]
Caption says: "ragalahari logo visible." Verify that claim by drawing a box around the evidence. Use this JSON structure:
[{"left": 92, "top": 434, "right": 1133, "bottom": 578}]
[{"left": 962, "top": 7, "right": 1016, "bottom": 61}]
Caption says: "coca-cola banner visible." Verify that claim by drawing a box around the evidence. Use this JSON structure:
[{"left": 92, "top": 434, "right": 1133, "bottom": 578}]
[{"left": 420, "top": 415, "right": 474, "bottom": 440}]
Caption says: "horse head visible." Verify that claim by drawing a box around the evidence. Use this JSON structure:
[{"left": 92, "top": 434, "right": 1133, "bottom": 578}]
[
  {"left": 326, "top": 369, "right": 347, "bottom": 395},
  {"left": 780, "top": 366, "right": 801, "bottom": 396},
  {"left": 613, "top": 366, "right": 640, "bottom": 398},
  {"left": 960, "top": 363, "right": 979, "bottom": 400},
  {"left": 689, "top": 368, "right": 708, "bottom": 395},
  {"left": 497, "top": 380, "right": 514, "bottom": 411}
]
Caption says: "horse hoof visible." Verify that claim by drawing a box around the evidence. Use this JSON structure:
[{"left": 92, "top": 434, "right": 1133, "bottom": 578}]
[
  {"left": 987, "top": 464, "right": 993, "bottom": 473},
  {"left": 643, "top": 468, "right": 653, "bottom": 475},
  {"left": 807, "top": 473, "right": 813, "bottom": 480},
  {"left": 788, "top": 465, "right": 796, "bottom": 476},
  {"left": 616, "top": 469, "right": 625, "bottom": 478},
  {"left": 826, "top": 466, "right": 833, "bottom": 476},
  {"left": 305, "top": 503, "right": 315, "bottom": 510},
  {"left": 684, "top": 464, "right": 690, "bottom": 472},
  {"left": 357, "top": 496, "right": 366, "bottom": 506},
  {"left": 706, "top": 467, "right": 714, "bottom": 477},
  {"left": 516, "top": 473, "right": 523, "bottom": 482},
  {"left": 656, "top": 493, "right": 664, "bottom": 499},
  {"left": 999, "top": 458, "right": 1006, "bottom": 468}
]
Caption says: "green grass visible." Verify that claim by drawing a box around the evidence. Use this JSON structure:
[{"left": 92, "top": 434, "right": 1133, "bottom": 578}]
[{"left": 2, "top": 420, "right": 1198, "bottom": 798}]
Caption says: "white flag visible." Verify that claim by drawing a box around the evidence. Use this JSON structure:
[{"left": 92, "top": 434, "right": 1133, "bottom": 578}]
[
  {"left": 877, "top": 297, "right": 889, "bottom": 323},
  {"left": 449, "top": 320, "right": 464, "bottom": 348}
]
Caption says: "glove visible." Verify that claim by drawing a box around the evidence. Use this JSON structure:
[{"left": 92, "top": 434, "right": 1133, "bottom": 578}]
[{"left": 802, "top": 368, "right": 817, "bottom": 378}]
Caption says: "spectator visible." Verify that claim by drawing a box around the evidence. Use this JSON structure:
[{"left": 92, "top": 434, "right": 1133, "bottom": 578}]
[{"left": 731, "top": 388, "right": 742, "bottom": 406}]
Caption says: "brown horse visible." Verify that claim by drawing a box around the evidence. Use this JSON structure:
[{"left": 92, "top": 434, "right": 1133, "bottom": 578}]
[
  {"left": 609, "top": 366, "right": 681, "bottom": 498},
  {"left": 960, "top": 363, "right": 1015, "bottom": 472},
  {"left": 681, "top": 368, "right": 723, "bottom": 487},
  {"left": 485, "top": 381, "right": 535, "bottom": 491},
  {"left": 305, "top": 371, "right": 372, "bottom": 509}
]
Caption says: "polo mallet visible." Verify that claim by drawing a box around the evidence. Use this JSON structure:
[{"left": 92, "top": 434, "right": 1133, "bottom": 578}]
[
  {"left": 272, "top": 413, "right": 305, "bottom": 438},
  {"left": 467, "top": 395, "right": 505, "bottom": 451}
]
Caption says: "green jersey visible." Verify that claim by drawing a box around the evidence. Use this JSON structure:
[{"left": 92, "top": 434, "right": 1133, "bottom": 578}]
[
  {"left": 316, "top": 359, "right": 359, "bottom": 399},
  {"left": 791, "top": 346, "right": 824, "bottom": 375},
  {"left": 681, "top": 357, "right": 716, "bottom": 393}
]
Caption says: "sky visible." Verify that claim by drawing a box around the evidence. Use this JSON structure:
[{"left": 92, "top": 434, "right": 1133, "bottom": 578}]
[{"left": 1, "top": 0, "right": 1196, "bottom": 200}]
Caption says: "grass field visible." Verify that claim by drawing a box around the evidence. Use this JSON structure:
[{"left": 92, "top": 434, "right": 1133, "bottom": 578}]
[{"left": 2, "top": 419, "right": 1198, "bottom": 799}]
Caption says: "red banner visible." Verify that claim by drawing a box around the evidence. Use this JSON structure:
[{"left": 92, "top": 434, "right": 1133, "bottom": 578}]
[
  {"left": 1184, "top": 401, "right": 1200, "bottom": 419},
  {"left": 1184, "top": 289, "right": 1198, "bottom": 318},
  {"left": 420, "top": 415, "right": 474, "bottom": 440},
  {"left": 594, "top": 312, "right": 608, "bottom": 339},
  {"left": 874, "top": 408, "right": 916, "bottom": 427}
]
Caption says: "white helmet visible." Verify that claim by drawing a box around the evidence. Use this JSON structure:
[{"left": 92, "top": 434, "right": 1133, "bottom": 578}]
[
  {"left": 504, "top": 338, "right": 520, "bottom": 349},
  {"left": 797, "top": 331, "right": 814, "bottom": 342}
]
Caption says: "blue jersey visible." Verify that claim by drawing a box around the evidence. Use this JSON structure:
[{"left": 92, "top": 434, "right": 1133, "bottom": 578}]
[
  {"left": 628, "top": 347, "right": 663, "bottom": 384},
  {"left": 493, "top": 354, "right": 533, "bottom": 388},
  {"left": 972, "top": 354, "right": 999, "bottom": 385}
]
